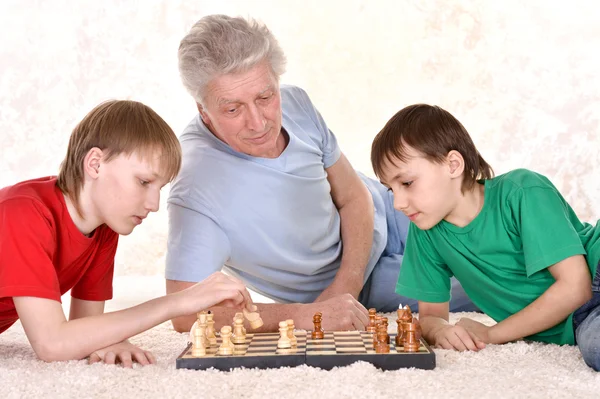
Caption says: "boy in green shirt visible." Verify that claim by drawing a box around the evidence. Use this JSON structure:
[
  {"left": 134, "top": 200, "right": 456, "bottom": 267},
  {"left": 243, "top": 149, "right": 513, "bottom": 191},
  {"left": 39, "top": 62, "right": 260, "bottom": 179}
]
[{"left": 370, "top": 104, "right": 600, "bottom": 371}]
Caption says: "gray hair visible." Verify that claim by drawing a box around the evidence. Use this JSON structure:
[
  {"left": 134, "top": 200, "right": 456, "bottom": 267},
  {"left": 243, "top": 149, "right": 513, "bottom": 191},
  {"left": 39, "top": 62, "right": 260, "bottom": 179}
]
[{"left": 178, "top": 15, "right": 287, "bottom": 105}]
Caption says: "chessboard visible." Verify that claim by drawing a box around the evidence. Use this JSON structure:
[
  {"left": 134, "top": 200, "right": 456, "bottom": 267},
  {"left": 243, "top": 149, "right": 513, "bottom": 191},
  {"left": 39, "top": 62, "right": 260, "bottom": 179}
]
[{"left": 176, "top": 330, "right": 435, "bottom": 371}]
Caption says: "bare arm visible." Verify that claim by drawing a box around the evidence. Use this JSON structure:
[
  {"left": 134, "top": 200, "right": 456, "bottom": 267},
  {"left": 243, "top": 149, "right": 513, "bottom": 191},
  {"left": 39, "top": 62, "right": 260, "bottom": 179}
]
[
  {"left": 14, "top": 272, "right": 253, "bottom": 362},
  {"left": 167, "top": 279, "right": 369, "bottom": 333},
  {"left": 487, "top": 255, "right": 592, "bottom": 344},
  {"left": 315, "top": 153, "right": 374, "bottom": 301}
]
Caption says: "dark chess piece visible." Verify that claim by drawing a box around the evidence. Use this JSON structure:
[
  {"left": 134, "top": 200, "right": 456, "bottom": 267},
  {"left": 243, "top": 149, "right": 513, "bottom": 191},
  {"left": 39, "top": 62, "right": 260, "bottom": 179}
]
[{"left": 311, "top": 312, "right": 324, "bottom": 339}]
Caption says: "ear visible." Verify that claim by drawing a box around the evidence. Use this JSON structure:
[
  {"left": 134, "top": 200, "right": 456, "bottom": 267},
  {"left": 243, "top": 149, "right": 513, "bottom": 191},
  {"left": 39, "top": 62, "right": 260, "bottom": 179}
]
[
  {"left": 197, "top": 102, "right": 211, "bottom": 126},
  {"left": 83, "top": 147, "right": 104, "bottom": 180},
  {"left": 446, "top": 150, "right": 465, "bottom": 178}
]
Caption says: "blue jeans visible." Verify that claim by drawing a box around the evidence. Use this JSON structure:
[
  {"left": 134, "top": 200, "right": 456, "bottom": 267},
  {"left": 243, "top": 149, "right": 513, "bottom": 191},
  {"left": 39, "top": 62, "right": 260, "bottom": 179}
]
[
  {"left": 358, "top": 188, "right": 479, "bottom": 313},
  {"left": 572, "top": 262, "right": 600, "bottom": 371}
]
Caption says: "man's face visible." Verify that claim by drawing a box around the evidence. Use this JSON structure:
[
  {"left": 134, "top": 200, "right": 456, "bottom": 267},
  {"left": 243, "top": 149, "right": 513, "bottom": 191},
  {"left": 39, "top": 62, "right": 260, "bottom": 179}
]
[
  {"left": 198, "top": 62, "right": 284, "bottom": 158},
  {"left": 92, "top": 150, "right": 169, "bottom": 235},
  {"left": 379, "top": 146, "right": 459, "bottom": 230}
]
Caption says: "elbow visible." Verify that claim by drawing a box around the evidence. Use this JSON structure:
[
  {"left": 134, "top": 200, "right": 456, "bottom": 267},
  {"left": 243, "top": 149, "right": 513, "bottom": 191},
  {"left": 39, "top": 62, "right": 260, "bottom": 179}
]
[{"left": 33, "top": 340, "right": 75, "bottom": 362}]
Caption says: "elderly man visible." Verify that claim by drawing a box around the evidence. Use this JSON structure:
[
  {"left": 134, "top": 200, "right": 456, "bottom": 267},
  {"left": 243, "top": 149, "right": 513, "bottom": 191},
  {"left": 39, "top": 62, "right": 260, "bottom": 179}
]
[{"left": 166, "top": 14, "right": 476, "bottom": 332}]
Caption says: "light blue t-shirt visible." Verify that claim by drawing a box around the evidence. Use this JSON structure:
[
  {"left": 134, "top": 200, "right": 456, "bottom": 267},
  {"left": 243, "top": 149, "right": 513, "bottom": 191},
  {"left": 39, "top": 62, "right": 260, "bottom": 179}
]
[{"left": 166, "top": 85, "right": 388, "bottom": 303}]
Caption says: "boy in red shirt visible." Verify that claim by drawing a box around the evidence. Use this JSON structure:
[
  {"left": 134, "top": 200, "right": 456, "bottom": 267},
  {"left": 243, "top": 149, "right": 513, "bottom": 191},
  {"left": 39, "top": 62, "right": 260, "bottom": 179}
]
[{"left": 0, "top": 100, "right": 254, "bottom": 367}]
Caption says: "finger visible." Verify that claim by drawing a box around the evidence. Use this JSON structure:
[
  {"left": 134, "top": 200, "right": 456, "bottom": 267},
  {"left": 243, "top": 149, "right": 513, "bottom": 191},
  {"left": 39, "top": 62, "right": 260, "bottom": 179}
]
[
  {"left": 435, "top": 337, "right": 454, "bottom": 350},
  {"left": 132, "top": 351, "right": 150, "bottom": 366},
  {"left": 350, "top": 311, "right": 367, "bottom": 331},
  {"left": 145, "top": 350, "right": 157, "bottom": 364},
  {"left": 119, "top": 352, "right": 133, "bottom": 368},
  {"left": 447, "top": 332, "right": 468, "bottom": 351},
  {"left": 452, "top": 330, "right": 481, "bottom": 352},
  {"left": 466, "top": 330, "right": 487, "bottom": 350},
  {"left": 104, "top": 351, "right": 117, "bottom": 365},
  {"left": 88, "top": 352, "right": 102, "bottom": 365}
]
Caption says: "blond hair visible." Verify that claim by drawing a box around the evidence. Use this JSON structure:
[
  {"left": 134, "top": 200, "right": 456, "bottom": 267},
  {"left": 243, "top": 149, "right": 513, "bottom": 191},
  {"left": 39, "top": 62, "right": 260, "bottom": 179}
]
[{"left": 57, "top": 100, "right": 182, "bottom": 217}]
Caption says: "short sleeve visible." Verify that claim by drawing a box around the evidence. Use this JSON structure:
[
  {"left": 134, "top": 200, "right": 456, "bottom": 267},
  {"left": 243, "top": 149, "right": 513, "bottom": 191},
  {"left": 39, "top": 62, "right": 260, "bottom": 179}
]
[
  {"left": 0, "top": 199, "right": 61, "bottom": 301},
  {"left": 396, "top": 223, "right": 453, "bottom": 303},
  {"left": 293, "top": 87, "right": 341, "bottom": 168},
  {"left": 510, "top": 185, "right": 586, "bottom": 276},
  {"left": 165, "top": 201, "right": 231, "bottom": 282},
  {"left": 71, "top": 227, "right": 118, "bottom": 301}
]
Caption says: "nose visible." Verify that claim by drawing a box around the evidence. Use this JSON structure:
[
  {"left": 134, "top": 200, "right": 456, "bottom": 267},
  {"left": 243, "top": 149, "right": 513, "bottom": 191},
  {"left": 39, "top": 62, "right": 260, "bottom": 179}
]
[
  {"left": 392, "top": 190, "right": 408, "bottom": 212},
  {"left": 246, "top": 104, "right": 266, "bottom": 132},
  {"left": 145, "top": 189, "right": 160, "bottom": 213}
]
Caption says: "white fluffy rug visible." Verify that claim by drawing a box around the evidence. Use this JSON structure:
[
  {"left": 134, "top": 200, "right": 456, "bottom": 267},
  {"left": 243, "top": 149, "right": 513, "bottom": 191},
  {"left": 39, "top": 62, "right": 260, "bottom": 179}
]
[{"left": 2, "top": 276, "right": 599, "bottom": 399}]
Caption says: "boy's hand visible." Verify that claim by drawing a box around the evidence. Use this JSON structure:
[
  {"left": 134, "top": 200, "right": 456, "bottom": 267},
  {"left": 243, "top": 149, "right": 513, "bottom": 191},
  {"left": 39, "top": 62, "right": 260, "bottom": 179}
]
[
  {"left": 176, "top": 272, "right": 255, "bottom": 315},
  {"left": 432, "top": 322, "right": 487, "bottom": 352},
  {"left": 456, "top": 317, "right": 493, "bottom": 344},
  {"left": 88, "top": 340, "right": 155, "bottom": 368}
]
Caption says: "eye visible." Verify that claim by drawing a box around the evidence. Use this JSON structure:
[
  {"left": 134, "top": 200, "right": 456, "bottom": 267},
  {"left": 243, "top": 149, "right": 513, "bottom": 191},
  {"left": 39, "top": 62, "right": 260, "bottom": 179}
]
[
  {"left": 402, "top": 181, "right": 413, "bottom": 187},
  {"left": 226, "top": 108, "right": 237, "bottom": 114},
  {"left": 139, "top": 180, "right": 150, "bottom": 186}
]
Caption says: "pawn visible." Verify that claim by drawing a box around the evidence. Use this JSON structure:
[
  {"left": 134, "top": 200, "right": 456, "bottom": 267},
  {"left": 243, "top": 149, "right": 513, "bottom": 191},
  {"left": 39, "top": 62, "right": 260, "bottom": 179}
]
[
  {"left": 286, "top": 319, "right": 297, "bottom": 347},
  {"left": 277, "top": 321, "right": 292, "bottom": 349},
  {"left": 191, "top": 324, "right": 207, "bottom": 357},
  {"left": 311, "top": 312, "right": 324, "bottom": 339},
  {"left": 234, "top": 312, "right": 247, "bottom": 335},
  {"left": 217, "top": 326, "right": 234, "bottom": 355},
  {"left": 206, "top": 312, "right": 217, "bottom": 346},
  {"left": 232, "top": 317, "right": 246, "bottom": 344},
  {"left": 366, "top": 308, "right": 377, "bottom": 333}
]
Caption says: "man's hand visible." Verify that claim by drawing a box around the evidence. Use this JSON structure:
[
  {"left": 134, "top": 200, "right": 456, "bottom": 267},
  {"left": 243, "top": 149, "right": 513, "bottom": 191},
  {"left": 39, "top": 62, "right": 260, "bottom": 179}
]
[
  {"left": 432, "top": 322, "right": 487, "bottom": 352},
  {"left": 301, "top": 293, "right": 369, "bottom": 331},
  {"left": 88, "top": 340, "right": 155, "bottom": 368}
]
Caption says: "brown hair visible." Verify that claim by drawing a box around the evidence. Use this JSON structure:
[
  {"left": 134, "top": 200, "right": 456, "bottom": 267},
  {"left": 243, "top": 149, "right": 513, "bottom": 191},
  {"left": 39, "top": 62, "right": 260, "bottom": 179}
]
[
  {"left": 57, "top": 100, "right": 182, "bottom": 217},
  {"left": 371, "top": 104, "right": 493, "bottom": 191}
]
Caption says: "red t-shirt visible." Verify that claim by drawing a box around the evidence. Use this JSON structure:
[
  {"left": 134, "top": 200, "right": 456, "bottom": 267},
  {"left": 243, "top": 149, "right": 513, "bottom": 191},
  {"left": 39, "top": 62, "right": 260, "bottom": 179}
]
[{"left": 0, "top": 177, "right": 118, "bottom": 334}]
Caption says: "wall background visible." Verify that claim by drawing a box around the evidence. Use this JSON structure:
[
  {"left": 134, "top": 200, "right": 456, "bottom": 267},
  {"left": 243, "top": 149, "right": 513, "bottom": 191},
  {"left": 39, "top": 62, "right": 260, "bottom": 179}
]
[{"left": 1, "top": 0, "right": 599, "bottom": 276}]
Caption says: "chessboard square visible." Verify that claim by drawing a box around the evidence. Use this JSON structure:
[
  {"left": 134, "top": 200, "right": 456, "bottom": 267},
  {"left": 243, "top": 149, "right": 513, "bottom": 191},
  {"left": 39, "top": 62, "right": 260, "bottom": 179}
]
[
  {"left": 336, "top": 347, "right": 366, "bottom": 353},
  {"left": 335, "top": 342, "right": 364, "bottom": 348},
  {"left": 252, "top": 334, "right": 280, "bottom": 340},
  {"left": 306, "top": 350, "right": 337, "bottom": 355},
  {"left": 333, "top": 331, "right": 360, "bottom": 336},
  {"left": 306, "top": 344, "right": 336, "bottom": 349}
]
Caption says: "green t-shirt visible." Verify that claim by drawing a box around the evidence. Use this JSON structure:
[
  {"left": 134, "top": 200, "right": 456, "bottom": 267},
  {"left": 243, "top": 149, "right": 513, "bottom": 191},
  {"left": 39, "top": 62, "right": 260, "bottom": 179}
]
[{"left": 397, "top": 169, "right": 600, "bottom": 345}]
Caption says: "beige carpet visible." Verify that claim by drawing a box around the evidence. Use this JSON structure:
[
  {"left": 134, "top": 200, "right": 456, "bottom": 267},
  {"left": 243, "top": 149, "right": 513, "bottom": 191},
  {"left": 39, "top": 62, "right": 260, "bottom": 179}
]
[{"left": 2, "top": 276, "right": 600, "bottom": 399}]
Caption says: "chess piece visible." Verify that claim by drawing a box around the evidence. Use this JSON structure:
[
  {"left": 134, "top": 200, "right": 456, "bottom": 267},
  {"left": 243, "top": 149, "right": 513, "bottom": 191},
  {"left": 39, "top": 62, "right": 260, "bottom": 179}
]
[
  {"left": 403, "top": 321, "right": 420, "bottom": 352},
  {"left": 206, "top": 312, "right": 217, "bottom": 346},
  {"left": 373, "top": 316, "right": 384, "bottom": 345},
  {"left": 197, "top": 312, "right": 209, "bottom": 348},
  {"left": 234, "top": 312, "right": 247, "bottom": 335},
  {"left": 366, "top": 308, "right": 377, "bottom": 333},
  {"left": 277, "top": 321, "right": 292, "bottom": 349},
  {"left": 382, "top": 317, "right": 390, "bottom": 344},
  {"left": 311, "top": 312, "right": 324, "bottom": 339},
  {"left": 375, "top": 324, "right": 390, "bottom": 354},
  {"left": 191, "top": 323, "right": 207, "bottom": 357},
  {"left": 217, "top": 326, "right": 234, "bottom": 355},
  {"left": 243, "top": 305, "right": 264, "bottom": 329},
  {"left": 395, "top": 317, "right": 404, "bottom": 347},
  {"left": 232, "top": 317, "right": 246, "bottom": 344},
  {"left": 286, "top": 319, "right": 297, "bottom": 347}
]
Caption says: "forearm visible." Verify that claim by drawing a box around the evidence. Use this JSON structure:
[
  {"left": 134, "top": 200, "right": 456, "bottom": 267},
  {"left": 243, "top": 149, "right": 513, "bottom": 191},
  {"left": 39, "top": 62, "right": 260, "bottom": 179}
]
[
  {"left": 333, "top": 186, "right": 374, "bottom": 296},
  {"left": 37, "top": 295, "right": 180, "bottom": 361},
  {"left": 489, "top": 281, "right": 591, "bottom": 344}
]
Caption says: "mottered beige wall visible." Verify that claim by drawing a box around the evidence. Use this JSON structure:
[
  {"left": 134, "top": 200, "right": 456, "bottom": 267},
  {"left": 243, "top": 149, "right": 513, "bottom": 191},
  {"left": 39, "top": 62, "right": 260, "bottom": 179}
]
[{"left": 1, "top": 0, "right": 599, "bottom": 276}]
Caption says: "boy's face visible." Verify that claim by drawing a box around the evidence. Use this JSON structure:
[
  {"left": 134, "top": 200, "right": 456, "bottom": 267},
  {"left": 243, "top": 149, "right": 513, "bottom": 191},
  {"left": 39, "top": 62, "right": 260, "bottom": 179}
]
[
  {"left": 379, "top": 146, "right": 461, "bottom": 230},
  {"left": 197, "top": 61, "right": 284, "bottom": 158},
  {"left": 91, "top": 150, "right": 169, "bottom": 235}
]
